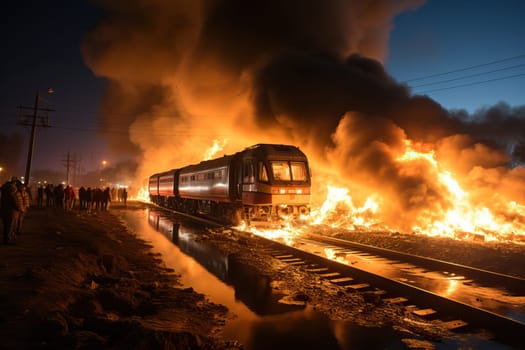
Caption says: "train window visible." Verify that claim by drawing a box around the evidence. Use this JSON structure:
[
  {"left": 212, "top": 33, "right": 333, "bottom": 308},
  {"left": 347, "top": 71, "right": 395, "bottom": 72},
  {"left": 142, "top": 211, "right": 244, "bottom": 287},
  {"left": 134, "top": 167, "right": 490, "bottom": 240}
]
[
  {"left": 243, "top": 160, "right": 255, "bottom": 183},
  {"left": 290, "top": 162, "right": 307, "bottom": 181},
  {"left": 271, "top": 161, "right": 291, "bottom": 181},
  {"left": 258, "top": 162, "right": 269, "bottom": 182}
]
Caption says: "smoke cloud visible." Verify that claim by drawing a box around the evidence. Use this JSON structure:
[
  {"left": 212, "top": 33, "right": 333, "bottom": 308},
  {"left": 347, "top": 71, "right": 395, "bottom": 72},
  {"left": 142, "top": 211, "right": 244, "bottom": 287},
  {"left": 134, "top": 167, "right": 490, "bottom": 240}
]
[{"left": 82, "top": 0, "right": 525, "bottom": 236}]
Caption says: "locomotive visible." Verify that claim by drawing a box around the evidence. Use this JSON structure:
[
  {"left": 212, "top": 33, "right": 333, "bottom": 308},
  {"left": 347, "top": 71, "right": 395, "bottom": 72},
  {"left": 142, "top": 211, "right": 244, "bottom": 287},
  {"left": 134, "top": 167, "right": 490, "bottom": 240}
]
[{"left": 148, "top": 144, "right": 311, "bottom": 225}]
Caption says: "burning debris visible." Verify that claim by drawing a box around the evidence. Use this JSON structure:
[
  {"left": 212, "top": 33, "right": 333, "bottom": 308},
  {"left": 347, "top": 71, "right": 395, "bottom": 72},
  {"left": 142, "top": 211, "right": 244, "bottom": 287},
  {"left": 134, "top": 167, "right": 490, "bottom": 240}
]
[{"left": 83, "top": 0, "right": 525, "bottom": 242}]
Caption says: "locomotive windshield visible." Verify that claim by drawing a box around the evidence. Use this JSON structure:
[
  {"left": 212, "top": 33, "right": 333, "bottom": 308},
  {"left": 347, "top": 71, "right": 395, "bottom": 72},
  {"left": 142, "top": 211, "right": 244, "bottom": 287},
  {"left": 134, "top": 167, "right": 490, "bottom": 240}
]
[{"left": 270, "top": 161, "right": 308, "bottom": 182}]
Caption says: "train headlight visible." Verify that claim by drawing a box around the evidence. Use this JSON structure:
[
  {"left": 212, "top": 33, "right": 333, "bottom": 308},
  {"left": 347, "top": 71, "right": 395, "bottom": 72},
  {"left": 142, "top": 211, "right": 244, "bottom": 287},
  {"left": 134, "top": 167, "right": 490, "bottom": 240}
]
[
  {"left": 296, "top": 189, "right": 303, "bottom": 194},
  {"left": 279, "top": 188, "right": 286, "bottom": 194}
]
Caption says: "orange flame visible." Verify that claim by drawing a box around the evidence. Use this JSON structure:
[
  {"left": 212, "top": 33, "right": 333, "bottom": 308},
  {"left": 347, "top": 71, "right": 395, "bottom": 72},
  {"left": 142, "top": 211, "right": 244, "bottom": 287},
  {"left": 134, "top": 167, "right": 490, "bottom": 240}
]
[
  {"left": 305, "top": 140, "right": 525, "bottom": 243},
  {"left": 397, "top": 141, "right": 525, "bottom": 241},
  {"left": 244, "top": 139, "right": 524, "bottom": 244},
  {"left": 310, "top": 186, "right": 380, "bottom": 229},
  {"left": 203, "top": 139, "right": 229, "bottom": 161},
  {"left": 132, "top": 185, "right": 151, "bottom": 202}
]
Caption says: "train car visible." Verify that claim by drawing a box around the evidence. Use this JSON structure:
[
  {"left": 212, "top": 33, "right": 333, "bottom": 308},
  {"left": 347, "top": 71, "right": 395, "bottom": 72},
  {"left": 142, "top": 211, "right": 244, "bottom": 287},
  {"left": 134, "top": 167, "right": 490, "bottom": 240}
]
[
  {"left": 148, "top": 144, "right": 311, "bottom": 225},
  {"left": 148, "top": 173, "right": 160, "bottom": 204},
  {"left": 158, "top": 169, "right": 179, "bottom": 208},
  {"left": 148, "top": 169, "right": 179, "bottom": 207},
  {"left": 178, "top": 155, "right": 236, "bottom": 219}
]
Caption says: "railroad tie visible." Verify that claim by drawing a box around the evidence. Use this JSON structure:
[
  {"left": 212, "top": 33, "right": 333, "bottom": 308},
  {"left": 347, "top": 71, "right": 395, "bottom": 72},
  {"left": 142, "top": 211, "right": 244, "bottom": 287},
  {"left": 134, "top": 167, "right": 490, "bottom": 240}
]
[
  {"left": 383, "top": 297, "right": 408, "bottom": 304},
  {"left": 318, "top": 272, "right": 341, "bottom": 278},
  {"left": 305, "top": 267, "right": 329, "bottom": 273},
  {"left": 347, "top": 283, "right": 370, "bottom": 291},
  {"left": 287, "top": 260, "right": 307, "bottom": 266},
  {"left": 442, "top": 320, "right": 468, "bottom": 330},
  {"left": 412, "top": 308, "right": 437, "bottom": 317},
  {"left": 274, "top": 254, "right": 294, "bottom": 259},
  {"left": 329, "top": 277, "right": 354, "bottom": 285}
]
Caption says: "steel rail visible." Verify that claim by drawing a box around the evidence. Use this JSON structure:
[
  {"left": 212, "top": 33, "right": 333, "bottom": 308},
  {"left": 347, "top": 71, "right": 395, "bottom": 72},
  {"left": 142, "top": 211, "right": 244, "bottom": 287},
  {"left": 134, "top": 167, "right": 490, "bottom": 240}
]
[
  {"left": 305, "top": 232, "right": 525, "bottom": 295},
  {"left": 238, "top": 232, "right": 525, "bottom": 349}
]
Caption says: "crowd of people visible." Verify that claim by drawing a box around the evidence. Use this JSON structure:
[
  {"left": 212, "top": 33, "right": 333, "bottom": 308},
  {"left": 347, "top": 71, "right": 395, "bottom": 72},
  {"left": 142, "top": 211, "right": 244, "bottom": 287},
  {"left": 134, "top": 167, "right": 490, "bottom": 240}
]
[{"left": 0, "top": 178, "right": 128, "bottom": 245}]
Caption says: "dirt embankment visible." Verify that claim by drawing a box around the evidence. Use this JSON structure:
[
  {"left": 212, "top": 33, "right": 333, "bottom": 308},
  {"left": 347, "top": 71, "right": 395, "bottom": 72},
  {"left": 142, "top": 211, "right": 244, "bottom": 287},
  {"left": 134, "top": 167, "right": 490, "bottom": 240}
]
[{"left": 0, "top": 203, "right": 237, "bottom": 349}]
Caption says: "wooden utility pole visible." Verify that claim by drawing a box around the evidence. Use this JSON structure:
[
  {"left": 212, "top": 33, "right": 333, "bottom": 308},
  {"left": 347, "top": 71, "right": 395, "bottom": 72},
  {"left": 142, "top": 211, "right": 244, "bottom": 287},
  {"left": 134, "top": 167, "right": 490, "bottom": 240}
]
[
  {"left": 62, "top": 151, "right": 77, "bottom": 185},
  {"left": 17, "top": 90, "right": 54, "bottom": 186}
]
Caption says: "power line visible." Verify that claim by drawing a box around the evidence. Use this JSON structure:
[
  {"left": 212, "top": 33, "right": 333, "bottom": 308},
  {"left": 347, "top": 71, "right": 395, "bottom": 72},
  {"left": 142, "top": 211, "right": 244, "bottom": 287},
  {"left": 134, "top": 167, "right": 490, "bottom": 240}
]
[
  {"left": 402, "top": 53, "right": 525, "bottom": 83},
  {"left": 417, "top": 72, "right": 525, "bottom": 94},
  {"left": 50, "top": 124, "right": 235, "bottom": 137},
  {"left": 411, "top": 63, "right": 525, "bottom": 89}
]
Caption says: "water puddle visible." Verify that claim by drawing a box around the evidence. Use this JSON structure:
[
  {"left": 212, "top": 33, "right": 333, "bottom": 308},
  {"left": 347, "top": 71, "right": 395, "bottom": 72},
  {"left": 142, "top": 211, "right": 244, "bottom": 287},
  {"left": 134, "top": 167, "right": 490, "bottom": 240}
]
[{"left": 119, "top": 208, "right": 511, "bottom": 349}]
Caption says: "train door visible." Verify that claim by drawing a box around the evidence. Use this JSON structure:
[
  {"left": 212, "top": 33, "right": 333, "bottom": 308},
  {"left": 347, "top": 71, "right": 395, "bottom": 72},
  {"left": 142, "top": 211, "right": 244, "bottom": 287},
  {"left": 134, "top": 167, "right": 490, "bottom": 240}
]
[
  {"left": 234, "top": 161, "right": 243, "bottom": 200},
  {"left": 243, "top": 158, "right": 255, "bottom": 190}
]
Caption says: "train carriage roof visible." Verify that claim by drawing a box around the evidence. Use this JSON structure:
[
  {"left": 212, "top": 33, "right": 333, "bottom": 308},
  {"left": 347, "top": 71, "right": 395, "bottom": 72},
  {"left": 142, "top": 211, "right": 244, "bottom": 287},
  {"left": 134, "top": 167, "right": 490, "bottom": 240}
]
[
  {"left": 152, "top": 144, "right": 308, "bottom": 178},
  {"left": 179, "top": 154, "right": 235, "bottom": 174},
  {"left": 157, "top": 168, "right": 179, "bottom": 178},
  {"left": 242, "top": 144, "right": 308, "bottom": 160}
]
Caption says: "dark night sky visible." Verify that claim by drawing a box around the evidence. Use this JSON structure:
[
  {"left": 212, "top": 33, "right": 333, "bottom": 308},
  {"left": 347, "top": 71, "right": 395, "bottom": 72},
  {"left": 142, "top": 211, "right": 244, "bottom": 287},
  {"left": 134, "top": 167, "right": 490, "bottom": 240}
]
[
  {"left": 0, "top": 0, "right": 106, "bottom": 179},
  {"left": 1, "top": 0, "right": 524, "bottom": 181}
]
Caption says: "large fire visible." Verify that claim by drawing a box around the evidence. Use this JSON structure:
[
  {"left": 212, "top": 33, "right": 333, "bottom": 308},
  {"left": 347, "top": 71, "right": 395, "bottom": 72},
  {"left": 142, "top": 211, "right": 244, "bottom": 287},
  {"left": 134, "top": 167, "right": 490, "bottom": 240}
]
[
  {"left": 396, "top": 141, "right": 525, "bottom": 241},
  {"left": 131, "top": 138, "right": 525, "bottom": 247},
  {"left": 248, "top": 140, "right": 525, "bottom": 245},
  {"left": 136, "top": 140, "right": 524, "bottom": 245}
]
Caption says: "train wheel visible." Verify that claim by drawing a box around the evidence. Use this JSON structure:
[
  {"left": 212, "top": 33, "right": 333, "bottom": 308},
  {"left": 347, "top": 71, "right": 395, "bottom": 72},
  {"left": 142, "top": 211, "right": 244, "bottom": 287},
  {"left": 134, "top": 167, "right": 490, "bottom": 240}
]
[
  {"left": 230, "top": 207, "right": 243, "bottom": 226},
  {"left": 299, "top": 206, "right": 310, "bottom": 216},
  {"left": 276, "top": 205, "right": 290, "bottom": 219}
]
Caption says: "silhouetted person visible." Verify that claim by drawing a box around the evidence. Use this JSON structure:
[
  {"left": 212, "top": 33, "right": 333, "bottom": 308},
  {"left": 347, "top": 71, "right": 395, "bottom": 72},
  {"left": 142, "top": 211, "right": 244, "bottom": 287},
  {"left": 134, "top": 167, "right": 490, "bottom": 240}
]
[
  {"left": 15, "top": 182, "right": 31, "bottom": 235},
  {"left": 78, "top": 186, "right": 86, "bottom": 209},
  {"left": 102, "top": 187, "right": 111, "bottom": 210},
  {"left": 37, "top": 185, "right": 44, "bottom": 208},
  {"left": 122, "top": 188, "right": 128, "bottom": 206},
  {"left": 45, "top": 184, "right": 54, "bottom": 207},
  {"left": 86, "top": 187, "right": 93, "bottom": 211},
  {"left": 1, "top": 179, "right": 23, "bottom": 244},
  {"left": 94, "top": 188, "right": 102, "bottom": 210},
  {"left": 64, "top": 185, "right": 75, "bottom": 210},
  {"left": 54, "top": 184, "right": 64, "bottom": 209}
]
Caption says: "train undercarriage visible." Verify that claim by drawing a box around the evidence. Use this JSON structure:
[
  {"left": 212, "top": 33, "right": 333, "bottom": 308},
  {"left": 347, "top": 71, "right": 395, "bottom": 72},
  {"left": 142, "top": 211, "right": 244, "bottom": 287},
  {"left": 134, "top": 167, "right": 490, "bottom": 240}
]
[{"left": 150, "top": 195, "right": 309, "bottom": 226}]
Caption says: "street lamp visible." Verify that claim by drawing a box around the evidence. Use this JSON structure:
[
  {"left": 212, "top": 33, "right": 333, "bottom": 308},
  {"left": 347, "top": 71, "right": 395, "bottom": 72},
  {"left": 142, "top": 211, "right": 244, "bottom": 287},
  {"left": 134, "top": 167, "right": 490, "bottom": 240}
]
[{"left": 99, "top": 160, "right": 108, "bottom": 186}]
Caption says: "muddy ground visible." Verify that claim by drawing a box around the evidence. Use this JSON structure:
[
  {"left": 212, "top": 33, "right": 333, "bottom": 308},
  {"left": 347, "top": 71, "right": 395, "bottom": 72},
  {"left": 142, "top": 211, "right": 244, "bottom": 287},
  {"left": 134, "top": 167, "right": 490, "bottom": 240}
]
[
  {"left": 0, "top": 202, "right": 523, "bottom": 349},
  {"left": 0, "top": 203, "right": 237, "bottom": 349}
]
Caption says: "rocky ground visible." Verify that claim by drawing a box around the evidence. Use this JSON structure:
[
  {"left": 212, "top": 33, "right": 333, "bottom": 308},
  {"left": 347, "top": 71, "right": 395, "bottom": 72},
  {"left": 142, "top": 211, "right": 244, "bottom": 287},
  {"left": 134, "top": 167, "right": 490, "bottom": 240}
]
[{"left": 1, "top": 202, "right": 523, "bottom": 349}]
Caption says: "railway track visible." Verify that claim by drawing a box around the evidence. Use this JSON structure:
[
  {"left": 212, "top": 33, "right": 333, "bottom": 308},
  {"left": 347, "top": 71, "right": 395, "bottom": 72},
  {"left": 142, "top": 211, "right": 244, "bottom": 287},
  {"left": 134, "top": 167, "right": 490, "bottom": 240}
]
[
  {"left": 235, "top": 228, "right": 525, "bottom": 348},
  {"left": 146, "top": 204, "right": 524, "bottom": 347}
]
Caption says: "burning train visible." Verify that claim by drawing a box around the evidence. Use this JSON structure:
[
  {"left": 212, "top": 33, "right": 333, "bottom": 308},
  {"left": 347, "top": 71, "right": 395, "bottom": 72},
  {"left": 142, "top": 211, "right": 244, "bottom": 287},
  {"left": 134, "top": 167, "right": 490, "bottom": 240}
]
[{"left": 148, "top": 144, "right": 311, "bottom": 224}]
